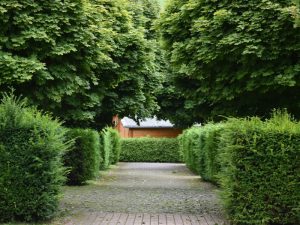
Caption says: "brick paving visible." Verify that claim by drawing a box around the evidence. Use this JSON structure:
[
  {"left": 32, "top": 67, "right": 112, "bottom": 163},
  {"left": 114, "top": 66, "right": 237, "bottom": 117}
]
[{"left": 66, "top": 212, "right": 226, "bottom": 225}]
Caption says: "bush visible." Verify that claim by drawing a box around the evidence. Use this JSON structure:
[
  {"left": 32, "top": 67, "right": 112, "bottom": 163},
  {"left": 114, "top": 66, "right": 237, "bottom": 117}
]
[
  {"left": 219, "top": 114, "right": 300, "bottom": 225},
  {"left": 179, "top": 127, "right": 203, "bottom": 174},
  {"left": 0, "top": 95, "right": 69, "bottom": 222},
  {"left": 64, "top": 128, "right": 100, "bottom": 185},
  {"left": 107, "top": 128, "right": 121, "bottom": 165},
  {"left": 180, "top": 125, "right": 222, "bottom": 183},
  {"left": 180, "top": 125, "right": 225, "bottom": 183},
  {"left": 100, "top": 127, "right": 121, "bottom": 169},
  {"left": 180, "top": 112, "right": 300, "bottom": 224},
  {"left": 202, "top": 124, "right": 226, "bottom": 184},
  {"left": 120, "top": 137, "right": 181, "bottom": 162}
]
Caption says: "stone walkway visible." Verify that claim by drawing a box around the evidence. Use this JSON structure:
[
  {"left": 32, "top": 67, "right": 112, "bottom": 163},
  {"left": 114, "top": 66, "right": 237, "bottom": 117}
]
[{"left": 60, "top": 163, "right": 227, "bottom": 225}]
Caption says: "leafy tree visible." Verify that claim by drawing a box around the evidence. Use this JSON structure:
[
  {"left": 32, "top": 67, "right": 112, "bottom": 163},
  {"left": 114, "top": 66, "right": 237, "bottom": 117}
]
[
  {"left": 0, "top": 0, "right": 162, "bottom": 128},
  {"left": 292, "top": 0, "right": 300, "bottom": 26},
  {"left": 158, "top": 0, "right": 300, "bottom": 125},
  {"left": 0, "top": 0, "right": 115, "bottom": 127},
  {"left": 99, "top": 0, "right": 163, "bottom": 125}
]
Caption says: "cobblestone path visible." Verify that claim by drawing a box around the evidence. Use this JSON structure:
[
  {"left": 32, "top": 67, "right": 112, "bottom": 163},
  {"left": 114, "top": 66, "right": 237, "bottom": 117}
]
[{"left": 59, "top": 163, "right": 227, "bottom": 225}]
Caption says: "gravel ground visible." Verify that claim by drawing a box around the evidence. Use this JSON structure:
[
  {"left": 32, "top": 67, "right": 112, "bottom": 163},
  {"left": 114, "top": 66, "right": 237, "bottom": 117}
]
[{"left": 60, "top": 163, "right": 224, "bottom": 218}]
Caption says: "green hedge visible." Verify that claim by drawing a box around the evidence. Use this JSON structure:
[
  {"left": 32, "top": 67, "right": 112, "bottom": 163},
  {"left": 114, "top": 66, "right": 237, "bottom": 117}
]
[
  {"left": 219, "top": 115, "right": 300, "bottom": 225},
  {"left": 179, "top": 124, "right": 224, "bottom": 183},
  {"left": 64, "top": 128, "right": 100, "bottom": 185},
  {"left": 0, "top": 95, "right": 69, "bottom": 222},
  {"left": 180, "top": 113, "right": 300, "bottom": 225},
  {"left": 100, "top": 127, "right": 121, "bottom": 169},
  {"left": 120, "top": 137, "right": 181, "bottom": 162},
  {"left": 179, "top": 127, "right": 202, "bottom": 174}
]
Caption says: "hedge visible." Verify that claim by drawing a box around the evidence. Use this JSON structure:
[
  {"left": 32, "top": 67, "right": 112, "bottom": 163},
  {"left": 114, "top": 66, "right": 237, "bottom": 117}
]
[
  {"left": 100, "top": 127, "right": 121, "bottom": 169},
  {"left": 219, "top": 114, "right": 300, "bottom": 225},
  {"left": 179, "top": 112, "right": 300, "bottom": 225},
  {"left": 0, "top": 95, "right": 69, "bottom": 222},
  {"left": 64, "top": 128, "right": 100, "bottom": 185},
  {"left": 179, "top": 124, "right": 225, "bottom": 184},
  {"left": 120, "top": 137, "right": 181, "bottom": 162}
]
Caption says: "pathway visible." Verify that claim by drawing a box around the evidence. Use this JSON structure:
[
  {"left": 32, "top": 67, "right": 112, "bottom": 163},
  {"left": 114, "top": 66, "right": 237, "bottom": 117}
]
[{"left": 60, "top": 163, "right": 227, "bottom": 225}]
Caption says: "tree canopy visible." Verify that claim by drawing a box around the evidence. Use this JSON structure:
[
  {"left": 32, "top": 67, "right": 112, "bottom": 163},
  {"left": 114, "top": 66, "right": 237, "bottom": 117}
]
[
  {"left": 0, "top": 0, "right": 162, "bottom": 128},
  {"left": 157, "top": 0, "right": 300, "bottom": 126}
]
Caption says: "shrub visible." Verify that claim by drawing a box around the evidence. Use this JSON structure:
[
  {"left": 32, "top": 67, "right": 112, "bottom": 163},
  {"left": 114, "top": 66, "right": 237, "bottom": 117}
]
[
  {"left": 100, "top": 127, "right": 121, "bottom": 169},
  {"left": 219, "top": 114, "right": 300, "bottom": 225},
  {"left": 107, "top": 128, "right": 121, "bottom": 165},
  {"left": 0, "top": 95, "right": 69, "bottom": 222},
  {"left": 180, "top": 127, "right": 203, "bottom": 174},
  {"left": 179, "top": 113, "right": 300, "bottom": 224},
  {"left": 120, "top": 137, "right": 181, "bottom": 162},
  {"left": 180, "top": 125, "right": 225, "bottom": 183},
  {"left": 64, "top": 128, "right": 100, "bottom": 185},
  {"left": 202, "top": 124, "right": 226, "bottom": 184}
]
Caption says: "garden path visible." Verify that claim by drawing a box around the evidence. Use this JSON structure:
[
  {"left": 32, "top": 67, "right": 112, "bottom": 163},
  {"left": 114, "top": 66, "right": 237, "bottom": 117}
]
[{"left": 60, "top": 163, "right": 226, "bottom": 225}]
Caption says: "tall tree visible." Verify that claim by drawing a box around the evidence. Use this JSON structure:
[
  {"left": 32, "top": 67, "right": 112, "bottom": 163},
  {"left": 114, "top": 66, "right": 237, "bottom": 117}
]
[
  {"left": 158, "top": 0, "right": 300, "bottom": 126},
  {"left": 99, "top": 0, "right": 162, "bottom": 125},
  {"left": 0, "top": 0, "right": 162, "bottom": 128}
]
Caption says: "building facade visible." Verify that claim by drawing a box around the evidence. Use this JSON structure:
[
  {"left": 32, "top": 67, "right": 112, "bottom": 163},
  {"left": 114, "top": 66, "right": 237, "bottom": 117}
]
[{"left": 113, "top": 116, "right": 182, "bottom": 138}]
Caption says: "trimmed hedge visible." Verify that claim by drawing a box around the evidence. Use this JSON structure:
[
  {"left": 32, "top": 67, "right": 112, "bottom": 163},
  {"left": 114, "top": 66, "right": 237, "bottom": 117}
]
[
  {"left": 100, "top": 127, "right": 121, "bottom": 169},
  {"left": 179, "top": 124, "right": 224, "bottom": 183},
  {"left": 0, "top": 95, "right": 69, "bottom": 222},
  {"left": 120, "top": 137, "right": 181, "bottom": 162},
  {"left": 219, "top": 115, "right": 300, "bottom": 225},
  {"left": 180, "top": 113, "right": 300, "bottom": 225},
  {"left": 64, "top": 128, "right": 100, "bottom": 185}
]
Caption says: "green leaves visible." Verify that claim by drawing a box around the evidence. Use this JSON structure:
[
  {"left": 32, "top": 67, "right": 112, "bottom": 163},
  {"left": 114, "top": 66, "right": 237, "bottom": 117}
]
[
  {"left": 158, "top": 0, "right": 300, "bottom": 125},
  {"left": 0, "top": 94, "right": 70, "bottom": 222},
  {"left": 0, "top": 0, "right": 162, "bottom": 128},
  {"left": 120, "top": 138, "right": 181, "bottom": 163},
  {"left": 64, "top": 128, "right": 100, "bottom": 185},
  {"left": 180, "top": 112, "right": 300, "bottom": 224},
  {"left": 0, "top": 52, "right": 45, "bottom": 85}
]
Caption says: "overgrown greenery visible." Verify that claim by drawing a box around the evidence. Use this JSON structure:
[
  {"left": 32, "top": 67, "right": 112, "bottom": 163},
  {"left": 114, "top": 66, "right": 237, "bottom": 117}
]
[
  {"left": 120, "top": 137, "right": 181, "bottom": 162},
  {"left": 179, "top": 113, "right": 300, "bottom": 225},
  {"left": 158, "top": 0, "right": 300, "bottom": 126},
  {"left": 0, "top": 0, "right": 162, "bottom": 128},
  {"left": 64, "top": 129, "right": 100, "bottom": 185},
  {"left": 0, "top": 95, "right": 69, "bottom": 222}
]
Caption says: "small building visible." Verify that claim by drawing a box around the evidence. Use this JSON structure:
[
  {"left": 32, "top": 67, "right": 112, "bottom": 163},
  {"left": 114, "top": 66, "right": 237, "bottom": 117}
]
[{"left": 113, "top": 116, "right": 182, "bottom": 138}]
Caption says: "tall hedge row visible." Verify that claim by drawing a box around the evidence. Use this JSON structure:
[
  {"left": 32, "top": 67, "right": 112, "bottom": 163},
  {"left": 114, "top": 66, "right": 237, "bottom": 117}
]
[
  {"left": 0, "top": 95, "right": 69, "bottom": 222},
  {"left": 100, "top": 127, "right": 121, "bottom": 169},
  {"left": 120, "top": 137, "right": 181, "bottom": 163},
  {"left": 180, "top": 113, "right": 300, "bottom": 225},
  {"left": 179, "top": 124, "right": 224, "bottom": 184},
  {"left": 64, "top": 127, "right": 121, "bottom": 184},
  {"left": 64, "top": 129, "right": 101, "bottom": 185}
]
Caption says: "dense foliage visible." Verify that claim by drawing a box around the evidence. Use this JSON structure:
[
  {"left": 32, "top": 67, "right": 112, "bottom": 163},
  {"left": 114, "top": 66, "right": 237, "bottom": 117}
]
[
  {"left": 0, "top": 0, "right": 161, "bottom": 128},
  {"left": 100, "top": 0, "right": 162, "bottom": 125},
  {"left": 103, "top": 127, "right": 121, "bottom": 166},
  {"left": 100, "top": 127, "right": 121, "bottom": 169},
  {"left": 64, "top": 128, "right": 100, "bottom": 185},
  {"left": 219, "top": 115, "right": 300, "bottom": 225},
  {"left": 179, "top": 125, "right": 224, "bottom": 184},
  {"left": 0, "top": 95, "right": 69, "bottom": 222},
  {"left": 120, "top": 137, "right": 181, "bottom": 162},
  {"left": 179, "top": 113, "right": 300, "bottom": 225},
  {"left": 158, "top": 0, "right": 300, "bottom": 126}
]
